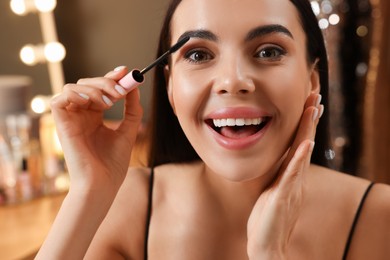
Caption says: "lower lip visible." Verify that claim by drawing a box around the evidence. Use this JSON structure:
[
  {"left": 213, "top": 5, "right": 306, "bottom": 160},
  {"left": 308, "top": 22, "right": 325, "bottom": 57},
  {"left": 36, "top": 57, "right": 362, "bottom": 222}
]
[{"left": 207, "top": 120, "right": 271, "bottom": 150}]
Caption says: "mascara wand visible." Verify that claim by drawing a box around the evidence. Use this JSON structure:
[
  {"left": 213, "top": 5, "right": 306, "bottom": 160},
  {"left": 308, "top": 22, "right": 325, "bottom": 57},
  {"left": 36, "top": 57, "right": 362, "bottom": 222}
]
[{"left": 118, "top": 36, "right": 191, "bottom": 91}]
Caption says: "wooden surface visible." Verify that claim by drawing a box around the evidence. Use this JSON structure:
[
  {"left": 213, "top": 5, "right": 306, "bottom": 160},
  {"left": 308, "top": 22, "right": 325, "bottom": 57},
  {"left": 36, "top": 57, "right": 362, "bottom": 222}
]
[
  {"left": 0, "top": 193, "right": 66, "bottom": 260},
  {"left": 0, "top": 122, "right": 147, "bottom": 260}
]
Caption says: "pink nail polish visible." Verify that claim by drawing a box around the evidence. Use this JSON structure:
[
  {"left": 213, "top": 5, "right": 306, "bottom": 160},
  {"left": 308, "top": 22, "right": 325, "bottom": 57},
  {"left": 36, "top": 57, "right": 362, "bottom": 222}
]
[
  {"left": 309, "top": 141, "right": 315, "bottom": 152},
  {"left": 312, "top": 108, "right": 319, "bottom": 121},
  {"left": 102, "top": 95, "right": 113, "bottom": 106},
  {"left": 114, "top": 65, "right": 126, "bottom": 71},
  {"left": 115, "top": 85, "right": 127, "bottom": 95},
  {"left": 78, "top": 93, "right": 89, "bottom": 100},
  {"left": 316, "top": 94, "right": 322, "bottom": 107},
  {"left": 319, "top": 105, "right": 324, "bottom": 119}
]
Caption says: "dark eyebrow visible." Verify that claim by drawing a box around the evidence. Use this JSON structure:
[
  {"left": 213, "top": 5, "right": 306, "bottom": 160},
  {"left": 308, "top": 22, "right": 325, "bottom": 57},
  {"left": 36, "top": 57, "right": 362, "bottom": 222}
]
[
  {"left": 176, "top": 25, "right": 292, "bottom": 44},
  {"left": 245, "top": 24, "right": 294, "bottom": 41},
  {"left": 177, "top": 29, "right": 218, "bottom": 43}
]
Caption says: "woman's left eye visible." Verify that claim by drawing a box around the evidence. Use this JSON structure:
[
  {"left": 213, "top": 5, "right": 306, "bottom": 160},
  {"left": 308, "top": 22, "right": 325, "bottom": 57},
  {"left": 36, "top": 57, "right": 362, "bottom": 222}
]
[
  {"left": 184, "top": 49, "right": 214, "bottom": 64},
  {"left": 255, "top": 46, "right": 286, "bottom": 61}
]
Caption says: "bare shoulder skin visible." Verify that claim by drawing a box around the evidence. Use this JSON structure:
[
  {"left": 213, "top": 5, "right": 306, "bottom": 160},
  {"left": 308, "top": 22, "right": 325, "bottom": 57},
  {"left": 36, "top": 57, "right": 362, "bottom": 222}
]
[
  {"left": 85, "top": 167, "right": 151, "bottom": 259},
  {"left": 342, "top": 178, "right": 390, "bottom": 259},
  {"left": 116, "top": 162, "right": 389, "bottom": 259},
  {"left": 292, "top": 165, "right": 390, "bottom": 259}
]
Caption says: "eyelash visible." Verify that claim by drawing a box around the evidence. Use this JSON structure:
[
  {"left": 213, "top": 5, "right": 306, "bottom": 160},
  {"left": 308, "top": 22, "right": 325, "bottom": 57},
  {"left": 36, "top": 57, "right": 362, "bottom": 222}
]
[
  {"left": 183, "top": 45, "right": 286, "bottom": 64},
  {"left": 184, "top": 49, "right": 214, "bottom": 64},
  {"left": 254, "top": 46, "right": 286, "bottom": 61}
]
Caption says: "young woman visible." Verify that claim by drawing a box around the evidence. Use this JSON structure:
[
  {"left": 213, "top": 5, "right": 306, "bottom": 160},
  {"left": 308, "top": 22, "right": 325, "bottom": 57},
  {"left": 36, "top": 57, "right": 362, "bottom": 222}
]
[{"left": 37, "top": 0, "right": 390, "bottom": 259}]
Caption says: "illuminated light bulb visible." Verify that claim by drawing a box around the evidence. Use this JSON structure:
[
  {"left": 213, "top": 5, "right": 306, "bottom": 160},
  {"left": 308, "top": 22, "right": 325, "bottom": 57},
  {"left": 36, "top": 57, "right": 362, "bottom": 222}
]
[
  {"left": 20, "top": 44, "right": 45, "bottom": 65},
  {"left": 356, "top": 25, "right": 368, "bottom": 37},
  {"left": 55, "top": 173, "right": 70, "bottom": 191},
  {"left": 31, "top": 95, "right": 50, "bottom": 114},
  {"left": 34, "top": 0, "right": 56, "bottom": 12},
  {"left": 20, "top": 44, "right": 37, "bottom": 65},
  {"left": 335, "top": 137, "right": 347, "bottom": 148},
  {"left": 321, "top": 0, "right": 333, "bottom": 14},
  {"left": 356, "top": 62, "right": 368, "bottom": 77},
  {"left": 318, "top": 18, "right": 329, "bottom": 30},
  {"left": 329, "top": 14, "right": 340, "bottom": 25},
  {"left": 310, "top": 1, "right": 321, "bottom": 16},
  {"left": 10, "top": 0, "right": 27, "bottom": 15},
  {"left": 44, "top": 42, "right": 66, "bottom": 62}
]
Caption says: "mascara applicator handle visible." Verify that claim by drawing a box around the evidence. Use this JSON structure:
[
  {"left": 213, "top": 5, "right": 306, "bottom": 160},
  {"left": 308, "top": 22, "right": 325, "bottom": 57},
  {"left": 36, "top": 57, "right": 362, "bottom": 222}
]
[{"left": 118, "top": 69, "right": 145, "bottom": 92}]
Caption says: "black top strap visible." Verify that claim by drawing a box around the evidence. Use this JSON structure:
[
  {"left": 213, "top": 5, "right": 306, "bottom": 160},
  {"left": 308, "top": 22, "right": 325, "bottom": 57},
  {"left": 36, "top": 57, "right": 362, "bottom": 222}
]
[
  {"left": 342, "top": 182, "right": 375, "bottom": 260},
  {"left": 144, "top": 168, "right": 155, "bottom": 260},
  {"left": 143, "top": 172, "right": 374, "bottom": 260}
]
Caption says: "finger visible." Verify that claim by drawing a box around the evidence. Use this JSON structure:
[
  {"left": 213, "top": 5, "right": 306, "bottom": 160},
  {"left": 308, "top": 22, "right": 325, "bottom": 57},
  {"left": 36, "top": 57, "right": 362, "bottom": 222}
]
[
  {"left": 278, "top": 140, "right": 314, "bottom": 196},
  {"left": 304, "top": 93, "right": 320, "bottom": 110},
  {"left": 50, "top": 86, "right": 90, "bottom": 111},
  {"left": 295, "top": 107, "right": 319, "bottom": 145},
  {"left": 303, "top": 94, "right": 323, "bottom": 137},
  {"left": 293, "top": 93, "right": 322, "bottom": 149},
  {"left": 104, "top": 66, "right": 129, "bottom": 80},
  {"left": 62, "top": 83, "right": 116, "bottom": 111},
  {"left": 116, "top": 88, "right": 143, "bottom": 142},
  {"left": 281, "top": 106, "right": 318, "bottom": 171},
  {"left": 50, "top": 90, "right": 90, "bottom": 128},
  {"left": 77, "top": 77, "right": 127, "bottom": 102}
]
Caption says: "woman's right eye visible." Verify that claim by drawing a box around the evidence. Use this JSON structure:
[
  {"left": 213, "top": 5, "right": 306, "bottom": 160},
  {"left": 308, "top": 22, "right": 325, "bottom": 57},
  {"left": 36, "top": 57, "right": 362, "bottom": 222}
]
[{"left": 184, "top": 49, "right": 213, "bottom": 64}]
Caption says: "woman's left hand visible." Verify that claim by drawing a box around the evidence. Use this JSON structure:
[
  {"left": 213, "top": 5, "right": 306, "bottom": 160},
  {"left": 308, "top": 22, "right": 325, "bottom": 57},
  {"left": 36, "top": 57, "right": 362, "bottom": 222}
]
[{"left": 247, "top": 93, "right": 323, "bottom": 259}]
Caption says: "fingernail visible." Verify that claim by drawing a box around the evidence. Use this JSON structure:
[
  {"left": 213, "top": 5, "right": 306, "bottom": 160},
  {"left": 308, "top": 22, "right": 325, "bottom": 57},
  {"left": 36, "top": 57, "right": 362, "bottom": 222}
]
[
  {"left": 115, "top": 84, "right": 127, "bottom": 95},
  {"left": 319, "top": 105, "right": 324, "bottom": 119},
  {"left": 315, "top": 94, "right": 322, "bottom": 107},
  {"left": 312, "top": 107, "right": 319, "bottom": 121},
  {"left": 78, "top": 93, "right": 89, "bottom": 100},
  {"left": 114, "top": 65, "right": 126, "bottom": 72},
  {"left": 309, "top": 141, "right": 315, "bottom": 152},
  {"left": 102, "top": 95, "right": 113, "bottom": 106}
]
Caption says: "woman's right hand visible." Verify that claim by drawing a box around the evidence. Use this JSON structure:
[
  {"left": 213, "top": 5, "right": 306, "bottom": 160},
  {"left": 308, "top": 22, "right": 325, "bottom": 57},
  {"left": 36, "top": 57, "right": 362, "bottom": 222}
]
[
  {"left": 247, "top": 93, "right": 322, "bottom": 259},
  {"left": 50, "top": 66, "right": 143, "bottom": 194}
]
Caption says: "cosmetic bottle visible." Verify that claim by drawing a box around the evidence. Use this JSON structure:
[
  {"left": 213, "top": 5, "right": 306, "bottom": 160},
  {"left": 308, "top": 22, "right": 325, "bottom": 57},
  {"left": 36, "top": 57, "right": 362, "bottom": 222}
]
[
  {"left": 17, "top": 158, "right": 33, "bottom": 202},
  {"left": 39, "top": 113, "right": 63, "bottom": 194},
  {"left": 0, "top": 134, "right": 17, "bottom": 204},
  {"left": 28, "top": 139, "right": 43, "bottom": 196},
  {"left": 6, "top": 114, "right": 32, "bottom": 171}
]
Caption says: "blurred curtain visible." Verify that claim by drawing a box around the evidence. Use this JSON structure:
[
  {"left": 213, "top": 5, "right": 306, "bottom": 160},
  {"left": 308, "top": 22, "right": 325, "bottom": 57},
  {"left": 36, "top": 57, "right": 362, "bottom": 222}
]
[{"left": 360, "top": 0, "right": 390, "bottom": 183}]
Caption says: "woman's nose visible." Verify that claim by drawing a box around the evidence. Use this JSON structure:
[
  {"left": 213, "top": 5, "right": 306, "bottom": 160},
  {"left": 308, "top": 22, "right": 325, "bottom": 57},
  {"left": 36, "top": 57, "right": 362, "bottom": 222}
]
[{"left": 213, "top": 56, "right": 256, "bottom": 95}]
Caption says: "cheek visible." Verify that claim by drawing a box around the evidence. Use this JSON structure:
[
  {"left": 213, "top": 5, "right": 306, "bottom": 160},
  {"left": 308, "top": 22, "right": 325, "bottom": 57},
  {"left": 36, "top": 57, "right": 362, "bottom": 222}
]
[
  {"left": 268, "top": 64, "right": 309, "bottom": 111},
  {"left": 265, "top": 66, "right": 310, "bottom": 139},
  {"left": 171, "top": 73, "right": 209, "bottom": 120}
]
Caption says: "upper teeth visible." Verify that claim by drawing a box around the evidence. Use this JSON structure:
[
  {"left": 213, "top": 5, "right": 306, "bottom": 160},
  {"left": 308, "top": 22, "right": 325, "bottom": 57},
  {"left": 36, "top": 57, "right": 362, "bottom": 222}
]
[{"left": 213, "top": 118, "right": 263, "bottom": 128}]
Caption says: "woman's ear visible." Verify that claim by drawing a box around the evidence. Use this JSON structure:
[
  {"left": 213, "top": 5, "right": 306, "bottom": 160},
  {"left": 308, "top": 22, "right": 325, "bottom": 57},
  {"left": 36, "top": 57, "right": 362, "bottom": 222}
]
[
  {"left": 165, "top": 65, "right": 176, "bottom": 114},
  {"left": 309, "top": 59, "right": 321, "bottom": 94}
]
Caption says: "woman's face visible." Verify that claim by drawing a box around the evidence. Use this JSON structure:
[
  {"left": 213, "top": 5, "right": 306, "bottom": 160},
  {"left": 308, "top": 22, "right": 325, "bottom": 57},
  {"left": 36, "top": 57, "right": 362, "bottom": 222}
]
[{"left": 167, "top": 0, "right": 320, "bottom": 181}]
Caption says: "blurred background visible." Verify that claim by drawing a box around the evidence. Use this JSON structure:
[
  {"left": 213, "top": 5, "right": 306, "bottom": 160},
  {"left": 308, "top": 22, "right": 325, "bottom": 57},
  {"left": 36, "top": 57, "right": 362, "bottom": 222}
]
[
  {"left": 0, "top": 0, "right": 389, "bottom": 199},
  {"left": 0, "top": 0, "right": 389, "bottom": 259}
]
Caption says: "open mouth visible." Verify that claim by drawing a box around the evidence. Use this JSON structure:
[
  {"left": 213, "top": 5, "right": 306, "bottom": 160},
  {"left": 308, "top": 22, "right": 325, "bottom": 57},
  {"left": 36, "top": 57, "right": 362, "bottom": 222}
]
[{"left": 205, "top": 117, "right": 271, "bottom": 139}]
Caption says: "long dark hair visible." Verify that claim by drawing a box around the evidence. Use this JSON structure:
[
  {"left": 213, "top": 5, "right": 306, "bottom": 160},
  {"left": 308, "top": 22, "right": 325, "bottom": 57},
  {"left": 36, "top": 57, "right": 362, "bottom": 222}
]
[{"left": 146, "top": 0, "right": 330, "bottom": 168}]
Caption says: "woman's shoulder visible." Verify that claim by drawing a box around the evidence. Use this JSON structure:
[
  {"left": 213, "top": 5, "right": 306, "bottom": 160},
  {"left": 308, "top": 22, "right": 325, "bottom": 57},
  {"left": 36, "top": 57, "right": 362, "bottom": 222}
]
[
  {"left": 115, "top": 166, "right": 152, "bottom": 204},
  {"left": 124, "top": 165, "right": 152, "bottom": 186},
  {"left": 306, "top": 164, "right": 390, "bottom": 259},
  {"left": 308, "top": 164, "right": 390, "bottom": 212},
  {"left": 117, "top": 166, "right": 153, "bottom": 212},
  {"left": 310, "top": 164, "right": 390, "bottom": 194},
  {"left": 87, "top": 166, "right": 152, "bottom": 259}
]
